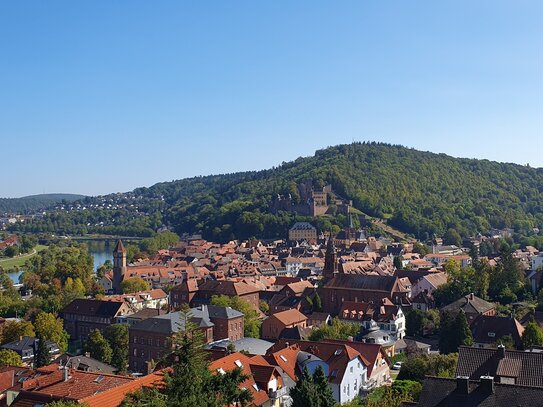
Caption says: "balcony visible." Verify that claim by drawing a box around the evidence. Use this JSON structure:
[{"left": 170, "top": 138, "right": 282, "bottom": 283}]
[{"left": 269, "top": 387, "right": 288, "bottom": 399}]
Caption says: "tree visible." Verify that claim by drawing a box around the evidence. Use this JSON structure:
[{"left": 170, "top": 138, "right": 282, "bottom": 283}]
[
  {"left": 454, "top": 310, "right": 473, "bottom": 348},
  {"left": 121, "top": 388, "right": 168, "bottom": 407},
  {"left": 444, "top": 228, "right": 462, "bottom": 247},
  {"left": 290, "top": 367, "right": 319, "bottom": 407},
  {"left": 210, "top": 295, "right": 261, "bottom": 338},
  {"left": 85, "top": 329, "right": 112, "bottom": 365},
  {"left": 34, "top": 312, "right": 69, "bottom": 352},
  {"left": 397, "top": 353, "right": 457, "bottom": 383},
  {"left": 46, "top": 402, "right": 88, "bottom": 407},
  {"left": 439, "top": 311, "right": 473, "bottom": 354},
  {"left": 158, "top": 305, "right": 253, "bottom": 407},
  {"left": 309, "top": 318, "right": 359, "bottom": 342},
  {"left": 121, "top": 278, "right": 150, "bottom": 294},
  {"left": 259, "top": 301, "right": 269, "bottom": 314},
  {"left": 313, "top": 292, "right": 323, "bottom": 312},
  {"left": 406, "top": 310, "right": 424, "bottom": 337},
  {"left": 0, "top": 349, "right": 22, "bottom": 366},
  {"left": 0, "top": 320, "right": 35, "bottom": 344},
  {"left": 498, "top": 334, "right": 516, "bottom": 350},
  {"left": 35, "top": 335, "right": 51, "bottom": 368},
  {"left": 4, "top": 245, "right": 19, "bottom": 258},
  {"left": 313, "top": 365, "right": 336, "bottom": 407},
  {"left": 522, "top": 321, "right": 543, "bottom": 349},
  {"left": 106, "top": 324, "right": 129, "bottom": 373}
]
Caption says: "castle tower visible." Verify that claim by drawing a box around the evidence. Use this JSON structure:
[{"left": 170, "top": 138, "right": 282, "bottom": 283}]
[
  {"left": 112, "top": 240, "right": 127, "bottom": 294},
  {"left": 323, "top": 233, "right": 338, "bottom": 280}
]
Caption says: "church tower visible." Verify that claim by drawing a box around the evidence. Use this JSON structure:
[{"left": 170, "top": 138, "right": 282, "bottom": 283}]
[
  {"left": 112, "top": 240, "right": 127, "bottom": 294},
  {"left": 323, "top": 233, "right": 338, "bottom": 280}
]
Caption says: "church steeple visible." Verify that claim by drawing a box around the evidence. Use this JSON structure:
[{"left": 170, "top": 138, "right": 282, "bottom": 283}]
[
  {"left": 323, "top": 232, "right": 338, "bottom": 280},
  {"left": 112, "top": 240, "right": 127, "bottom": 294}
]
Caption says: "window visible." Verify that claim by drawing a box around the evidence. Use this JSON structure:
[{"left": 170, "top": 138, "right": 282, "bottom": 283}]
[
  {"left": 280, "top": 355, "right": 287, "bottom": 362},
  {"left": 488, "top": 332, "right": 496, "bottom": 338},
  {"left": 234, "top": 360, "right": 243, "bottom": 368}
]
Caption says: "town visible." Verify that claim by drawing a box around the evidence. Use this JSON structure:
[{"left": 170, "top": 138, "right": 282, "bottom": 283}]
[{"left": 1, "top": 214, "right": 543, "bottom": 407}]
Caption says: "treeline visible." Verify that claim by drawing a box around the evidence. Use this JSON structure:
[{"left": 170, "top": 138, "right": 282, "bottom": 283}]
[
  {"left": 10, "top": 143, "right": 543, "bottom": 242},
  {"left": 0, "top": 194, "right": 85, "bottom": 214}
]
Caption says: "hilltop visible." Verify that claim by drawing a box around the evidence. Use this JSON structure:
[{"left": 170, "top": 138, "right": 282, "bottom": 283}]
[
  {"left": 0, "top": 193, "right": 87, "bottom": 214},
  {"left": 11, "top": 143, "right": 543, "bottom": 242}
]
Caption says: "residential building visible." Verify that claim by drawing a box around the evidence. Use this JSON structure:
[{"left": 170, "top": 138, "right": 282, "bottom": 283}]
[
  {"left": 470, "top": 315, "right": 524, "bottom": 349},
  {"left": 261, "top": 309, "right": 308, "bottom": 340},
  {"left": 440, "top": 293, "right": 496, "bottom": 325},
  {"left": 1, "top": 337, "right": 60, "bottom": 367},
  {"left": 129, "top": 305, "right": 244, "bottom": 374},
  {"left": 288, "top": 222, "right": 317, "bottom": 241},
  {"left": 319, "top": 274, "right": 410, "bottom": 315},
  {"left": 103, "top": 288, "right": 169, "bottom": 312},
  {"left": 456, "top": 345, "right": 543, "bottom": 386},
  {"left": 265, "top": 340, "right": 373, "bottom": 404},
  {"left": 338, "top": 300, "right": 406, "bottom": 340},
  {"left": 415, "top": 376, "right": 543, "bottom": 407},
  {"left": 60, "top": 299, "right": 132, "bottom": 343},
  {"left": 209, "top": 352, "right": 287, "bottom": 407},
  {"left": 170, "top": 279, "right": 261, "bottom": 310},
  {"left": 411, "top": 272, "right": 448, "bottom": 298}
]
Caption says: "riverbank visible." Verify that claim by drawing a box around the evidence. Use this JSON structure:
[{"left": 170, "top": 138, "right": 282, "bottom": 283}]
[{"left": 0, "top": 244, "right": 48, "bottom": 269}]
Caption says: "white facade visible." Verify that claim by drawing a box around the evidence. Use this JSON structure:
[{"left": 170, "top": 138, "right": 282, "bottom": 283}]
[
  {"left": 532, "top": 254, "right": 543, "bottom": 271},
  {"left": 331, "top": 356, "right": 368, "bottom": 404}
]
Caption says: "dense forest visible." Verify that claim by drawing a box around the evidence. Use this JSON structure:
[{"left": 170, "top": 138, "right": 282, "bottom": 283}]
[
  {"left": 0, "top": 194, "right": 86, "bottom": 214},
  {"left": 11, "top": 143, "right": 543, "bottom": 242}
]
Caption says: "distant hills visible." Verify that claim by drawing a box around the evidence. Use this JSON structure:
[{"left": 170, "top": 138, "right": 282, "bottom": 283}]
[
  {"left": 9, "top": 143, "right": 543, "bottom": 242},
  {"left": 0, "top": 194, "right": 86, "bottom": 214}
]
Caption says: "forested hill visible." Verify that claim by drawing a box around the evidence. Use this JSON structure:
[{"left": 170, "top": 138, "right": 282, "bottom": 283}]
[
  {"left": 11, "top": 143, "right": 543, "bottom": 242},
  {"left": 0, "top": 194, "right": 86, "bottom": 214},
  {"left": 134, "top": 142, "right": 543, "bottom": 241}
]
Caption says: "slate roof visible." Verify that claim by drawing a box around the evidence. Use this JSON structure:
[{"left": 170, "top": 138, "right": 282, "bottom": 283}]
[
  {"left": 470, "top": 315, "right": 524, "bottom": 346},
  {"left": 324, "top": 274, "right": 399, "bottom": 293},
  {"left": 416, "top": 376, "right": 543, "bottom": 407},
  {"left": 204, "top": 305, "right": 243, "bottom": 319},
  {"left": 441, "top": 293, "right": 495, "bottom": 315},
  {"left": 456, "top": 346, "right": 543, "bottom": 387},
  {"left": 130, "top": 309, "right": 214, "bottom": 334},
  {"left": 53, "top": 354, "right": 117, "bottom": 374},
  {"left": 61, "top": 299, "right": 126, "bottom": 317},
  {"left": 114, "top": 240, "right": 126, "bottom": 253}
]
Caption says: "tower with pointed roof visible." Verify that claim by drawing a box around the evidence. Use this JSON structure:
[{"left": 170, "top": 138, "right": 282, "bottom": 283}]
[
  {"left": 112, "top": 240, "right": 127, "bottom": 294},
  {"left": 323, "top": 233, "right": 338, "bottom": 281}
]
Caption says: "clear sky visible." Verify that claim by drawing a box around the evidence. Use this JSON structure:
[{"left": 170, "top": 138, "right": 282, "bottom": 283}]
[{"left": 2, "top": 1, "right": 543, "bottom": 197}]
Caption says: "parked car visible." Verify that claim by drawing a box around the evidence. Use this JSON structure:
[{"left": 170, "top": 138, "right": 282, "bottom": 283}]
[{"left": 392, "top": 361, "right": 403, "bottom": 370}]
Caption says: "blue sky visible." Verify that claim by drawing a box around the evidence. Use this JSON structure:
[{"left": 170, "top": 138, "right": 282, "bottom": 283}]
[{"left": 2, "top": 1, "right": 543, "bottom": 197}]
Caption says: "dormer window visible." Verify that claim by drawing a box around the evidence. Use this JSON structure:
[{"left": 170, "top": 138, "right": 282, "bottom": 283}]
[{"left": 488, "top": 332, "right": 496, "bottom": 337}]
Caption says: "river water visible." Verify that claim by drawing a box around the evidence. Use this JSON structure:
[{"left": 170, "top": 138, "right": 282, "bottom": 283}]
[{"left": 8, "top": 241, "right": 113, "bottom": 284}]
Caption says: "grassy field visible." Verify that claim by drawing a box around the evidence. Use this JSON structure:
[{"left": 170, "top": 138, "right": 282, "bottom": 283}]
[{"left": 0, "top": 244, "right": 47, "bottom": 269}]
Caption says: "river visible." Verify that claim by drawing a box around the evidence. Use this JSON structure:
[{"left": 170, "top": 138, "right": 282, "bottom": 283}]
[{"left": 8, "top": 240, "right": 114, "bottom": 284}]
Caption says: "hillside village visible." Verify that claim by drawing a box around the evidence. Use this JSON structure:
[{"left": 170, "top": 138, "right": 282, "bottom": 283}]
[{"left": 1, "top": 217, "right": 543, "bottom": 406}]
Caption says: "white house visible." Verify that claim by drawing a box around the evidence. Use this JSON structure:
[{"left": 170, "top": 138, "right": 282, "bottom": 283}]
[
  {"left": 411, "top": 272, "right": 448, "bottom": 298},
  {"left": 332, "top": 354, "right": 368, "bottom": 404}
]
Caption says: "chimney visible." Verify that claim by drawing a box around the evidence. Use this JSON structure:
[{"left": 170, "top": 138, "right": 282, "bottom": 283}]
[
  {"left": 480, "top": 376, "right": 494, "bottom": 394},
  {"left": 63, "top": 367, "right": 69, "bottom": 382},
  {"left": 85, "top": 352, "right": 91, "bottom": 358},
  {"left": 497, "top": 344, "right": 506, "bottom": 359},
  {"left": 469, "top": 293, "right": 474, "bottom": 300},
  {"left": 456, "top": 376, "right": 470, "bottom": 394}
]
